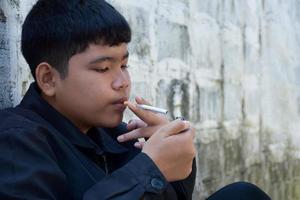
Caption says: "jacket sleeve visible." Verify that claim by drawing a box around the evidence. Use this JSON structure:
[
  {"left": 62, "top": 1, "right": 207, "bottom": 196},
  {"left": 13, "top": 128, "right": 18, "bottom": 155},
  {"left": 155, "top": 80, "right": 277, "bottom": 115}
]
[
  {"left": 170, "top": 159, "right": 197, "bottom": 200},
  {"left": 84, "top": 152, "right": 169, "bottom": 200},
  {"left": 87, "top": 152, "right": 197, "bottom": 200},
  {"left": 0, "top": 128, "right": 70, "bottom": 199},
  {"left": 105, "top": 123, "right": 197, "bottom": 200},
  {"left": 0, "top": 128, "right": 169, "bottom": 200},
  {"left": 0, "top": 126, "right": 195, "bottom": 200}
]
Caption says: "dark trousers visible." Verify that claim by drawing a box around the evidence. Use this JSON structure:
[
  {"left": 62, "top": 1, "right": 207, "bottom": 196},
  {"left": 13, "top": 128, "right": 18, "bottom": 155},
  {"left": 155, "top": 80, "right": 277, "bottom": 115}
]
[{"left": 207, "top": 182, "right": 272, "bottom": 200}]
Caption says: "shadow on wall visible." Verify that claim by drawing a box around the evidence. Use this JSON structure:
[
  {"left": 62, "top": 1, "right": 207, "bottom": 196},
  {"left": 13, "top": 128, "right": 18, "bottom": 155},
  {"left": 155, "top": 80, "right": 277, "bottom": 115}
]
[{"left": 157, "top": 79, "right": 190, "bottom": 120}]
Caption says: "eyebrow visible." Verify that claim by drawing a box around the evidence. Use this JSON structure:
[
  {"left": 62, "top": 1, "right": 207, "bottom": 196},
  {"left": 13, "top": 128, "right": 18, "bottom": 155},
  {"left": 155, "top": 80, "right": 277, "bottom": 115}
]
[{"left": 88, "top": 51, "right": 129, "bottom": 65}]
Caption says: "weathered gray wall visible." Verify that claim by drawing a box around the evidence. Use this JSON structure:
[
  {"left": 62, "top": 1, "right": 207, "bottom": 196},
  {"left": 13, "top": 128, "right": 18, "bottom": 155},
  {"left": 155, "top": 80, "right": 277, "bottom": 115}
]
[
  {"left": 0, "top": 0, "right": 34, "bottom": 107},
  {"left": 0, "top": 5, "right": 11, "bottom": 108},
  {"left": 1, "top": 0, "right": 300, "bottom": 199}
]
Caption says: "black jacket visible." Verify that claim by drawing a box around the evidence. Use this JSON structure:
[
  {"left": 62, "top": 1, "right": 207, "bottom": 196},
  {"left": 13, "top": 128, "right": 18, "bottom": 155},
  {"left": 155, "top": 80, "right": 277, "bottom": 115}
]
[{"left": 0, "top": 83, "right": 196, "bottom": 200}]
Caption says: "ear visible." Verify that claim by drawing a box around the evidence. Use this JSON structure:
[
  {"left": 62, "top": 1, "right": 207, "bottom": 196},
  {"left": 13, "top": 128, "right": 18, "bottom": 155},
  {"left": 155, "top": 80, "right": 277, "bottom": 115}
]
[{"left": 35, "top": 62, "right": 58, "bottom": 97}]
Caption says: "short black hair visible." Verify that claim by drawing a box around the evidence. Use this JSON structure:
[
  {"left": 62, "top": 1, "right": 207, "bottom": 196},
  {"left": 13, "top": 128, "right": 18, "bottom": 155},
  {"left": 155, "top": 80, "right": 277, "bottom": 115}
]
[{"left": 21, "top": 0, "right": 131, "bottom": 79}]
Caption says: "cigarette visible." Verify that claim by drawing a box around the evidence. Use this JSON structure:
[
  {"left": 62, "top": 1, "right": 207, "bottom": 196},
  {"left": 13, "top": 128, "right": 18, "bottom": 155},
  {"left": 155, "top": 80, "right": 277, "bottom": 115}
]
[{"left": 136, "top": 104, "right": 168, "bottom": 114}]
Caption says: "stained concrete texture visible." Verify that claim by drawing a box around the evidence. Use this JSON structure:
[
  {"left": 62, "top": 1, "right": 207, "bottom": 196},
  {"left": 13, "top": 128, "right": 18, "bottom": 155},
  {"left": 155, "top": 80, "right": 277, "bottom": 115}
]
[
  {"left": 0, "top": 0, "right": 34, "bottom": 108},
  {"left": 1, "top": 0, "right": 300, "bottom": 199},
  {"left": 0, "top": 6, "right": 13, "bottom": 108}
]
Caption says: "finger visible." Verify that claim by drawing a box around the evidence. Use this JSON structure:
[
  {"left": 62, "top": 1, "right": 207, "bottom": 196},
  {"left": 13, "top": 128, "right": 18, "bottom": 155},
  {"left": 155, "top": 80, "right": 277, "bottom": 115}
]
[
  {"left": 135, "top": 96, "right": 151, "bottom": 105},
  {"left": 127, "top": 119, "right": 147, "bottom": 131},
  {"left": 170, "top": 127, "right": 195, "bottom": 141},
  {"left": 165, "top": 128, "right": 196, "bottom": 149},
  {"left": 125, "top": 101, "right": 163, "bottom": 125},
  {"left": 117, "top": 129, "right": 142, "bottom": 142},
  {"left": 136, "top": 97, "right": 169, "bottom": 121},
  {"left": 117, "top": 126, "right": 160, "bottom": 142},
  {"left": 134, "top": 141, "right": 145, "bottom": 149},
  {"left": 157, "top": 119, "right": 190, "bottom": 138},
  {"left": 127, "top": 119, "right": 137, "bottom": 131}
]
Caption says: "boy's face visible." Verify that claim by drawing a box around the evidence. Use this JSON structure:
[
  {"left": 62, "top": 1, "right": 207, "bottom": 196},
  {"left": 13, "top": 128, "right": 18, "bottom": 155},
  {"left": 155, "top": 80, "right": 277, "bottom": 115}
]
[{"left": 52, "top": 43, "right": 131, "bottom": 133}]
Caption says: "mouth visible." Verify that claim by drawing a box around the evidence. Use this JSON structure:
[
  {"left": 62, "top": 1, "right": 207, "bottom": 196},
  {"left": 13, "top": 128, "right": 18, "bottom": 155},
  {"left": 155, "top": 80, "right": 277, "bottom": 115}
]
[
  {"left": 112, "top": 97, "right": 128, "bottom": 111},
  {"left": 112, "top": 97, "right": 128, "bottom": 105}
]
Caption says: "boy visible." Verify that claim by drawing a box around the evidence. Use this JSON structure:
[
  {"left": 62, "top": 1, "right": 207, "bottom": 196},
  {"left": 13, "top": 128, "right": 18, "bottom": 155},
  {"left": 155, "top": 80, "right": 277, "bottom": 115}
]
[
  {"left": 0, "top": 0, "right": 273, "bottom": 199},
  {"left": 0, "top": 0, "right": 196, "bottom": 199}
]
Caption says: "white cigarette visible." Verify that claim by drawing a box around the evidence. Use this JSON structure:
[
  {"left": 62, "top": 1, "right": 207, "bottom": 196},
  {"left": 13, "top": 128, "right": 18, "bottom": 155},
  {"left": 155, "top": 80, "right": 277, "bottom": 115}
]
[{"left": 136, "top": 104, "right": 168, "bottom": 114}]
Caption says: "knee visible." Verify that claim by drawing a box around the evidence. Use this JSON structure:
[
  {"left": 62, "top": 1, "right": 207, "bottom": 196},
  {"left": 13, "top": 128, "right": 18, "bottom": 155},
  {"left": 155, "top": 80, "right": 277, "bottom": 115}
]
[
  {"left": 226, "top": 182, "right": 271, "bottom": 200},
  {"left": 207, "top": 181, "right": 271, "bottom": 200}
]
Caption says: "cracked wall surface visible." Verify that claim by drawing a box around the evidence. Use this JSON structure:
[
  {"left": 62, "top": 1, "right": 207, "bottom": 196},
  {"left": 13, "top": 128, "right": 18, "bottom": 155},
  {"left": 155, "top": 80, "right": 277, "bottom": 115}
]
[{"left": 1, "top": 0, "right": 300, "bottom": 199}]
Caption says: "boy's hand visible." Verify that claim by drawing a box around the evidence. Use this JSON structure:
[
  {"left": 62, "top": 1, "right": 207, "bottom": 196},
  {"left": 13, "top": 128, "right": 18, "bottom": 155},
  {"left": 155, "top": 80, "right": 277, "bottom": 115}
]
[
  {"left": 142, "top": 119, "right": 196, "bottom": 182},
  {"left": 117, "top": 97, "right": 169, "bottom": 147},
  {"left": 118, "top": 97, "right": 196, "bottom": 182}
]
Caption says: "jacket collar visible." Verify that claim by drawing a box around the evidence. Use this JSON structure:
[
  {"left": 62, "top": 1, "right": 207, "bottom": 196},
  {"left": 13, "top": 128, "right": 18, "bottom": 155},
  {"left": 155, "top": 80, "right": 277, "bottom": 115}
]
[{"left": 19, "top": 82, "right": 128, "bottom": 155}]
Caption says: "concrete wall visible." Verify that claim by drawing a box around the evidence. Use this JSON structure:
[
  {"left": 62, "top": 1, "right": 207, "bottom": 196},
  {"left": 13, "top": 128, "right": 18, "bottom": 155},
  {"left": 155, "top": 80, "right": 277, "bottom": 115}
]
[
  {"left": 1, "top": 0, "right": 300, "bottom": 199},
  {"left": 0, "top": 0, "right": 34, "bottom": 107}
]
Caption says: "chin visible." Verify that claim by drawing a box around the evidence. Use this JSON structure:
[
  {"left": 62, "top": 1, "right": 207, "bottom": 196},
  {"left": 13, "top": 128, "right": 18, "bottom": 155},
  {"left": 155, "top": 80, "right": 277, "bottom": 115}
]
[{"left": 100, "top": 115, "right": 123, "bottom": 128}]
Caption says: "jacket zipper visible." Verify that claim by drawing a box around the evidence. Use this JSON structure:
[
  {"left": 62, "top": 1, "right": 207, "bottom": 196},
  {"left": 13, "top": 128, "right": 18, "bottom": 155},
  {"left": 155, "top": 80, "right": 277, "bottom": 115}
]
[{"left": 102, "top": 154, "right": 109, "bottom": 174}]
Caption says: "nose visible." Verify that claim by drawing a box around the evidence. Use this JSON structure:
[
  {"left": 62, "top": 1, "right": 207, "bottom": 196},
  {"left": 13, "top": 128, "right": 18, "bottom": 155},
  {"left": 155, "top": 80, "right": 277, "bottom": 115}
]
[{"left": 112, "top": 70, "right": 130, "bottom": 91}]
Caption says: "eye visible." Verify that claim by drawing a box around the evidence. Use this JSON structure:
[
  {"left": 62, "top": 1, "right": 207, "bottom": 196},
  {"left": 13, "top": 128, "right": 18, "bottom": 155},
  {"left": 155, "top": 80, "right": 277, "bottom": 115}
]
[
  {"left": 93, "top": 67, "right": 109, "bottom": 73},
  {"left": 121, "top": 65, "right": 129, "bottom": 69}
]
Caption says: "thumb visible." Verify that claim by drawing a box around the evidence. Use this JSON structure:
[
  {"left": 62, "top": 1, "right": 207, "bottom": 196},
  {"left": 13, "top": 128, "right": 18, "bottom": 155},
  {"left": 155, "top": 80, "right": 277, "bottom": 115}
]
[{"left": 156, "top": 119, "right": 190, "bottom": 138}]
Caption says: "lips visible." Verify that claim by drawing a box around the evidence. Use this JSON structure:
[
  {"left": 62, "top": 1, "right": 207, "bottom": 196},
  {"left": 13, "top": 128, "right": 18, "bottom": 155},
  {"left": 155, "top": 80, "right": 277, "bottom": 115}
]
[
  {"left": 112, "top": 97, "right": 128, "bottom": 112},
  {"left": 112, "top": 97, "right": 128, "bottom": 105}
]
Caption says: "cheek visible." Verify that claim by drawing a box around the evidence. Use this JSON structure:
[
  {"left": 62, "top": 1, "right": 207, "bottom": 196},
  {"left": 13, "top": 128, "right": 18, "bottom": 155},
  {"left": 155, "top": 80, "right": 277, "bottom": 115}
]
[
  {"left": 59, "top": 80, "right": 98, "bottom": 107},
  {"left": 126, "top": 72, "right": 132, "bottom": 91},
  {"left": 81, "top": 81, "right": 113, "bottom": 107},
  {"left": 128, "top": 76, "right": 132, "bottom": 89}
]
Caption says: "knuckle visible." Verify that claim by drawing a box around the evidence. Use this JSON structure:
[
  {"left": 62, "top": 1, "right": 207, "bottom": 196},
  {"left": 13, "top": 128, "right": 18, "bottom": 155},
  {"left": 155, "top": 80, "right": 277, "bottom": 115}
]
[
  {"left": 177, "top": 120, "right": 186, "bottom": 128},
  {"left": 184, "top": 131, "right": 194, "bottom": 143},
  {"left": 161, "top": 118, "right": 169, "bottom": 125},
  {"left": 181, "top": 134, "right": 190, "bottom": 143},
  {"left": 187, "top": 131, "right": 193, "bottom": 139}
]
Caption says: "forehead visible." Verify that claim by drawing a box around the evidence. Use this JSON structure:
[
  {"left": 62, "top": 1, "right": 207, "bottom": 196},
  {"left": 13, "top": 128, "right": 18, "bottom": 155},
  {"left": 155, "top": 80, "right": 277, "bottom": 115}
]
[
  {"left": 68, "top": 42, "right": 129, "bottom": 68},
  {"left": 85, "top": 43, "right": 128, "bottom": 60}
]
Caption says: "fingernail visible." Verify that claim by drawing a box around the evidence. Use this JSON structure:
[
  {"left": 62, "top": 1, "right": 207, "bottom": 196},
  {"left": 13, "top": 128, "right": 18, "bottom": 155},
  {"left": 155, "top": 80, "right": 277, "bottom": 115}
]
[
  {"left": 117, "top": 135, "right": 125, "bottom": 142},
  {"left": 134, "top": 142, "right": 142, "bottom": 148}
]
